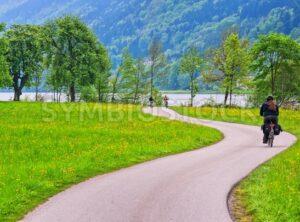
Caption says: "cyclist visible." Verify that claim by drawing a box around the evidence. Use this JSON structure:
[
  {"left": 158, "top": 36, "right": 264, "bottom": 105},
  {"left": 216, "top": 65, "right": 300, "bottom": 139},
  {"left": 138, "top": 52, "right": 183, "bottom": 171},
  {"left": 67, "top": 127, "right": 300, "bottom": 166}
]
[
  {"left": 163, "top": 95, "right": 169, "bottom": 108},
  {"left": 260, "top": 96, "right": 279, "bottom": 144},
  {"left": 149, "top": 96, "right": 154, "bottom": 108}
]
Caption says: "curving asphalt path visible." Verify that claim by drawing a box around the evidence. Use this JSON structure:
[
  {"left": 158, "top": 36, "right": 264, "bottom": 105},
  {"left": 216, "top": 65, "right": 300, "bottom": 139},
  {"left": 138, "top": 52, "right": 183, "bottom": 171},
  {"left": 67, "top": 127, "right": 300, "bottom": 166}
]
[{"left": 21, "top": 108, "right": 297, "bottom": 222}]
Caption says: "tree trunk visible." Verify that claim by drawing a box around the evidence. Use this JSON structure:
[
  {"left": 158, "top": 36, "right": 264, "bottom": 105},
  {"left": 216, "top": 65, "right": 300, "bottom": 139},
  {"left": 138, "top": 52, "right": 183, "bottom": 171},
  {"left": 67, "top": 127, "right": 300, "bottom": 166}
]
[
  {"left": 98, "top": 83, "right": 101, "bottom": 103},
  {"left": 134, "top": 82, "right": 139, "bottom": 104},
  {"left": 150, "top": 72, "right": 154, "bottom": 98},
  {"left": 111, "top": 83, "right": 116, "bottom": 103},
  {"left": 229, "top": 88, "right": 233, "bottom": 106},
  {"left": 271, "top": 72, "right": 275, "bottom": 95},
  {"left": 224, "top": 87, "right": 229, "bottom": 105},
  {"left": 53, "top": 89, "right": 56, "bottom": 102},
  {"left": 112, "top": 93, "right": 115, "bottom": 103},
  {"left": 13, "top": 76, "right": 21, "bottom": 101},
  {"left": 35, "top": 85, "right": 38, "bottom": 101},
  {"left": 134, "top": 91, "right": 138, "bottom": 104},
  {"left": 150, "top": 63, "right": 154, "bottom": 98},
  {"left": 271, "top": 64, "right": 277, "bottom": 95},
  {"left": 58, "top": 88, "right": 62, "bottom": 102},
  {"left": 112, "top": 85, "right": 116, "bottom": 103},
  {"left": 190, "top": 76, "right": 194, "bottom": 107},
  {"left": 13, "top": 89, "right": 21, "bottom": 101},
  {"left": 69, "top": 82, "right": 76, "bottom": 102},
  {"left": 229, "top": 77, "right": 233, "bottom": 106},
  {"left": 58, "top": 92, "right": 61, "bottom": 102},
  {"left": 133, "top": 91, "right": 137, "bottom": 104}
]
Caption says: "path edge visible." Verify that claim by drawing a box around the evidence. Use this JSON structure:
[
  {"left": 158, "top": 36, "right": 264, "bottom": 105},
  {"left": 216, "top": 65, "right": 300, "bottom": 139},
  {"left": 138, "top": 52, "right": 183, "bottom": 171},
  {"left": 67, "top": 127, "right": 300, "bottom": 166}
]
[{"left": 226, "top": 137, "right": 298, "bottom": 222}]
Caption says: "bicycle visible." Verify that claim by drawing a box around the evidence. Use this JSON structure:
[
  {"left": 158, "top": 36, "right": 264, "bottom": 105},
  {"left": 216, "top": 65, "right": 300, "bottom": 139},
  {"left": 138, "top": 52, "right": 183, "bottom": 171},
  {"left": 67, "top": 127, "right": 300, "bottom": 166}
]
[
  {"left": 268, "top": 122, "right": 275, "bottom": 147},
  {"left": 163, "top": 96, "right": 169, "bottom": 108},
  {"left": 164, "top": 100, "right": 168, "bottom": 108},
  {"left": 149, "top": 97, "right": 154, "bottom": 108}
]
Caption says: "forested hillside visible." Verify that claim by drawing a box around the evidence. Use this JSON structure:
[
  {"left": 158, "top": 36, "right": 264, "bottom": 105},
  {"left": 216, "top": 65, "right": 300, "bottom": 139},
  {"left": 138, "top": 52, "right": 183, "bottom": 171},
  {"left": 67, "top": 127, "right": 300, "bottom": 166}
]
[{"left": 0, "top": 0, "right": 299, "bottom": 63}]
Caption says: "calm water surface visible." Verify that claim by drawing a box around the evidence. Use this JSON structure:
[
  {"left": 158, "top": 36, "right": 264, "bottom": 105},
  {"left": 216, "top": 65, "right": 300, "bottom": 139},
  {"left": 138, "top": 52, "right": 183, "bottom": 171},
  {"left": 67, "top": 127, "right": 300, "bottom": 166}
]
[{"left": 0, "top": 92, "right": 248, "bottom": 107}]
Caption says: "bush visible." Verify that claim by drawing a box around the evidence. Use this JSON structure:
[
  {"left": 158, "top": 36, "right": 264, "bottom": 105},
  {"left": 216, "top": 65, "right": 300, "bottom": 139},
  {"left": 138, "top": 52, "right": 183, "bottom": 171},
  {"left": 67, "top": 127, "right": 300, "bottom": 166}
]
[
  {"left": 153, "top": 89, "right": 163, "bottom": 106},
  {"left": 80, "top": 85, "right": 97, "bottom": 102}
]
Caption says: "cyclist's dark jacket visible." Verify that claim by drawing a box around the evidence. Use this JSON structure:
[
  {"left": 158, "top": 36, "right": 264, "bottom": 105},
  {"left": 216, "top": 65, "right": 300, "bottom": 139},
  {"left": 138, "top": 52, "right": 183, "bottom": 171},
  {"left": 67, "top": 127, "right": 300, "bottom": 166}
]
[{"left": 260, "top": 103, "right": 279, "bottom": 117}]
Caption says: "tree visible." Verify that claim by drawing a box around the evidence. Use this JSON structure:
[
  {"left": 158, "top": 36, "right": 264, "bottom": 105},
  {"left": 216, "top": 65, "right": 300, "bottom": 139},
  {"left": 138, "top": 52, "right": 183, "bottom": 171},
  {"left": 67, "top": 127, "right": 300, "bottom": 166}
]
[
  {"left": 32, "top": 70, "right": 43, "bottom": 101},
  {"left": 148, "top": 39, "right": 166, "bottom": 97},
  {"left": 223, "top": 33, "right": 250, "bottom": 106},
  {"left": 0, "top": 23, "right": 12, "bottom": 88},
  {"left": 44, "top": 16, "right": 110, "bottom": 102},
  {"left": 46, "top": 54, "right": 68, "bottom": 102},
  {"left": 275, "top": 61, "right": 300, "bottom": 105},
  {"left": 5, "top": 24, "right": 44, "bottom": 101},
  {"left": 133, "top": 58, "right": 148, "bottom": 103},
  {"left": 203, "top": 32, "right": 250, "bottom": 105},
  {"left": 95, "top": 43, "right": 111, "bottom": 102},
  {"left": 80, "top": 85, "right": 97, "bottom": 102},
  {"left": 179, "top": 47, "right": 203, "bottom": 107},
  {"left": 119, "top": 49, "right": 147, "bottom": 104},
  {"left": 110, "top": 70, "right": 122, "bottom": 103},
  {"left": 251, "top": 33, "right": 300, "bottom": 105},
  {"left": 119, "top": 48, "right": 137, "bottom": 102}
]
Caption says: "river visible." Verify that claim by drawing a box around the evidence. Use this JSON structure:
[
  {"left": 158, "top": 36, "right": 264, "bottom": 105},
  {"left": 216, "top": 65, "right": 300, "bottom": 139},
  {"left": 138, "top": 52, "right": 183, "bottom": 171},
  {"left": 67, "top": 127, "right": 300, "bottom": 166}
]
[{"left": 0, "top": 92, "right": 248, "bottom": 107}]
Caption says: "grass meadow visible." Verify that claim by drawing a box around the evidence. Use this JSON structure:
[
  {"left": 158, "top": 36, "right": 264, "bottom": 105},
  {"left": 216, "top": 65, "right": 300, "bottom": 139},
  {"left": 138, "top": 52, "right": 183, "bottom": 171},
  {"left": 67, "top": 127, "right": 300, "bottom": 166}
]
[
  {"left": 173, "top": 107, "right": 300, "bottom": 222},
  {"left": 0, "top": 102, "right": 222, "bottom": 221}
]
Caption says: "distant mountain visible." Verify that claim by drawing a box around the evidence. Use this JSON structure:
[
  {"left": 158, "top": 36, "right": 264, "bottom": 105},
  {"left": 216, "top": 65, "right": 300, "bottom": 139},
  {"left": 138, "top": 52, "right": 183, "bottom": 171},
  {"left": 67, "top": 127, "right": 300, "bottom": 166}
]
[{"left": 1, "top": 0, "right": 300, "bottom": 63}]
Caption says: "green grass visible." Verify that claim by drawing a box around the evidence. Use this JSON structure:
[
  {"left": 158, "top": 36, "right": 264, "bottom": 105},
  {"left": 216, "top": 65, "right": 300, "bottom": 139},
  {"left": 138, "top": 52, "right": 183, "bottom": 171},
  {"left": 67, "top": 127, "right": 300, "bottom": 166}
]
[
  {"left": 0, "top": 102, "right": 222, "bottom": 221},
  {"left": 173, "top": 106, "right": 300, "bottom": 222}
]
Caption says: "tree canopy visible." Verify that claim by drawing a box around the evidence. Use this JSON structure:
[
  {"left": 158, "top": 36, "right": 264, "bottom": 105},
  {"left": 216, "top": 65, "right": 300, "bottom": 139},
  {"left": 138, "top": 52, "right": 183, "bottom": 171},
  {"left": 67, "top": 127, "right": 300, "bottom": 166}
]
[
  {"left": 179, "top": 47, "right": 203, "bottom": 107},
  {"left": 0, "top": 23, "right": 12, "bottom": 88},
  {"left": 44, "top": 16, "right": 110, "bottom": 102},
  {"left": 203, "top": 32, "right": 250, "bottom": 105},
  {"left": 5, "top": 24, "right": 44, "bottom": 101},
  {"left": 251, "top": 33, "right": 300, "bottom": 105}
]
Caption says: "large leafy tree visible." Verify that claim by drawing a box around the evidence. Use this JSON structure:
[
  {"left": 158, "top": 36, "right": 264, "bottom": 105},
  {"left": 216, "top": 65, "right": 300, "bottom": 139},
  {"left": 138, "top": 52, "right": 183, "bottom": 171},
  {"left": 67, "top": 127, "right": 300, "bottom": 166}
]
[
  {"left": 179, "top": 47, "right": 203, "bottom": 107},
  {"left": 251, "top": 33, "right": 300, "bottom": 105},
  {"left": 275, "top": 61, "right": 300, "bottom": 105},
  {"left": 5, "top": 24, "right": 44, "bottom": 101},
  {"left": 223, "top": 33, "right": 250, "bottom": 106},
  {"left": 44, "top": 16, "right": 110, "bottom": 102},
  {"left": 0, "top": 23, "right": 12, "bottom": 88},
  {"left": 203, "top": 32, "right": 250, "bottom": 105}
]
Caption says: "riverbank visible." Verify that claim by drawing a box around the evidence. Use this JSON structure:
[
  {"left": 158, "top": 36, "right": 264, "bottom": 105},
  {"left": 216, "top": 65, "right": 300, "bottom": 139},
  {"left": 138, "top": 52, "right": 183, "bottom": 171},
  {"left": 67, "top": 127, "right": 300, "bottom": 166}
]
[{"left": 0, "top": 92, "right": 248, "bottom": 107}]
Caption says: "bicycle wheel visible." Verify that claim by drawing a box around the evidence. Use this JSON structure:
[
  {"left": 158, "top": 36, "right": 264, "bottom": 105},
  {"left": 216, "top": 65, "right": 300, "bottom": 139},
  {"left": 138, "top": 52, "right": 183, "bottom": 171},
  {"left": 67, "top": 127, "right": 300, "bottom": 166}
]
[{"left": 268, "top": 129, "right": 275, "bottom": 147}]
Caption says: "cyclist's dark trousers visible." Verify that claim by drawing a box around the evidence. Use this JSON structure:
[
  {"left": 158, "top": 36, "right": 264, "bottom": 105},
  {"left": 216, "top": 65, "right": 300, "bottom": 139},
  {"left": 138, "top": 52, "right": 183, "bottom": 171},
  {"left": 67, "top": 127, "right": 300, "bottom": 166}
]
[{"left": 264, "top": 115, "right": 278, "bottom": 125}]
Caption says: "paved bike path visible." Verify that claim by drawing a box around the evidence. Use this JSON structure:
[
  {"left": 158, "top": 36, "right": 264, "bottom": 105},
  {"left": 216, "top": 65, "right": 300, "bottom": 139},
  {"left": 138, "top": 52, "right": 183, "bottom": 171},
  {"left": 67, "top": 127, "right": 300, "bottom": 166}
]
[{"left": 21, "top": 108, "right": 296, "bottom": 222}]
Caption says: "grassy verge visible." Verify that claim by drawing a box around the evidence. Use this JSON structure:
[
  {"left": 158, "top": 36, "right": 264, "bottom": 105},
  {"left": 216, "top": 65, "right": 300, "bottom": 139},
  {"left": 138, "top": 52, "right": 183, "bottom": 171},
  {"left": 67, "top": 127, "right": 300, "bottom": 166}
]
[
  {"left": 173, "top": 106, "right": 300, "bottom": 222},
  {"left": 0, "top": 102, "right": 222, "bottom": 221}
]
